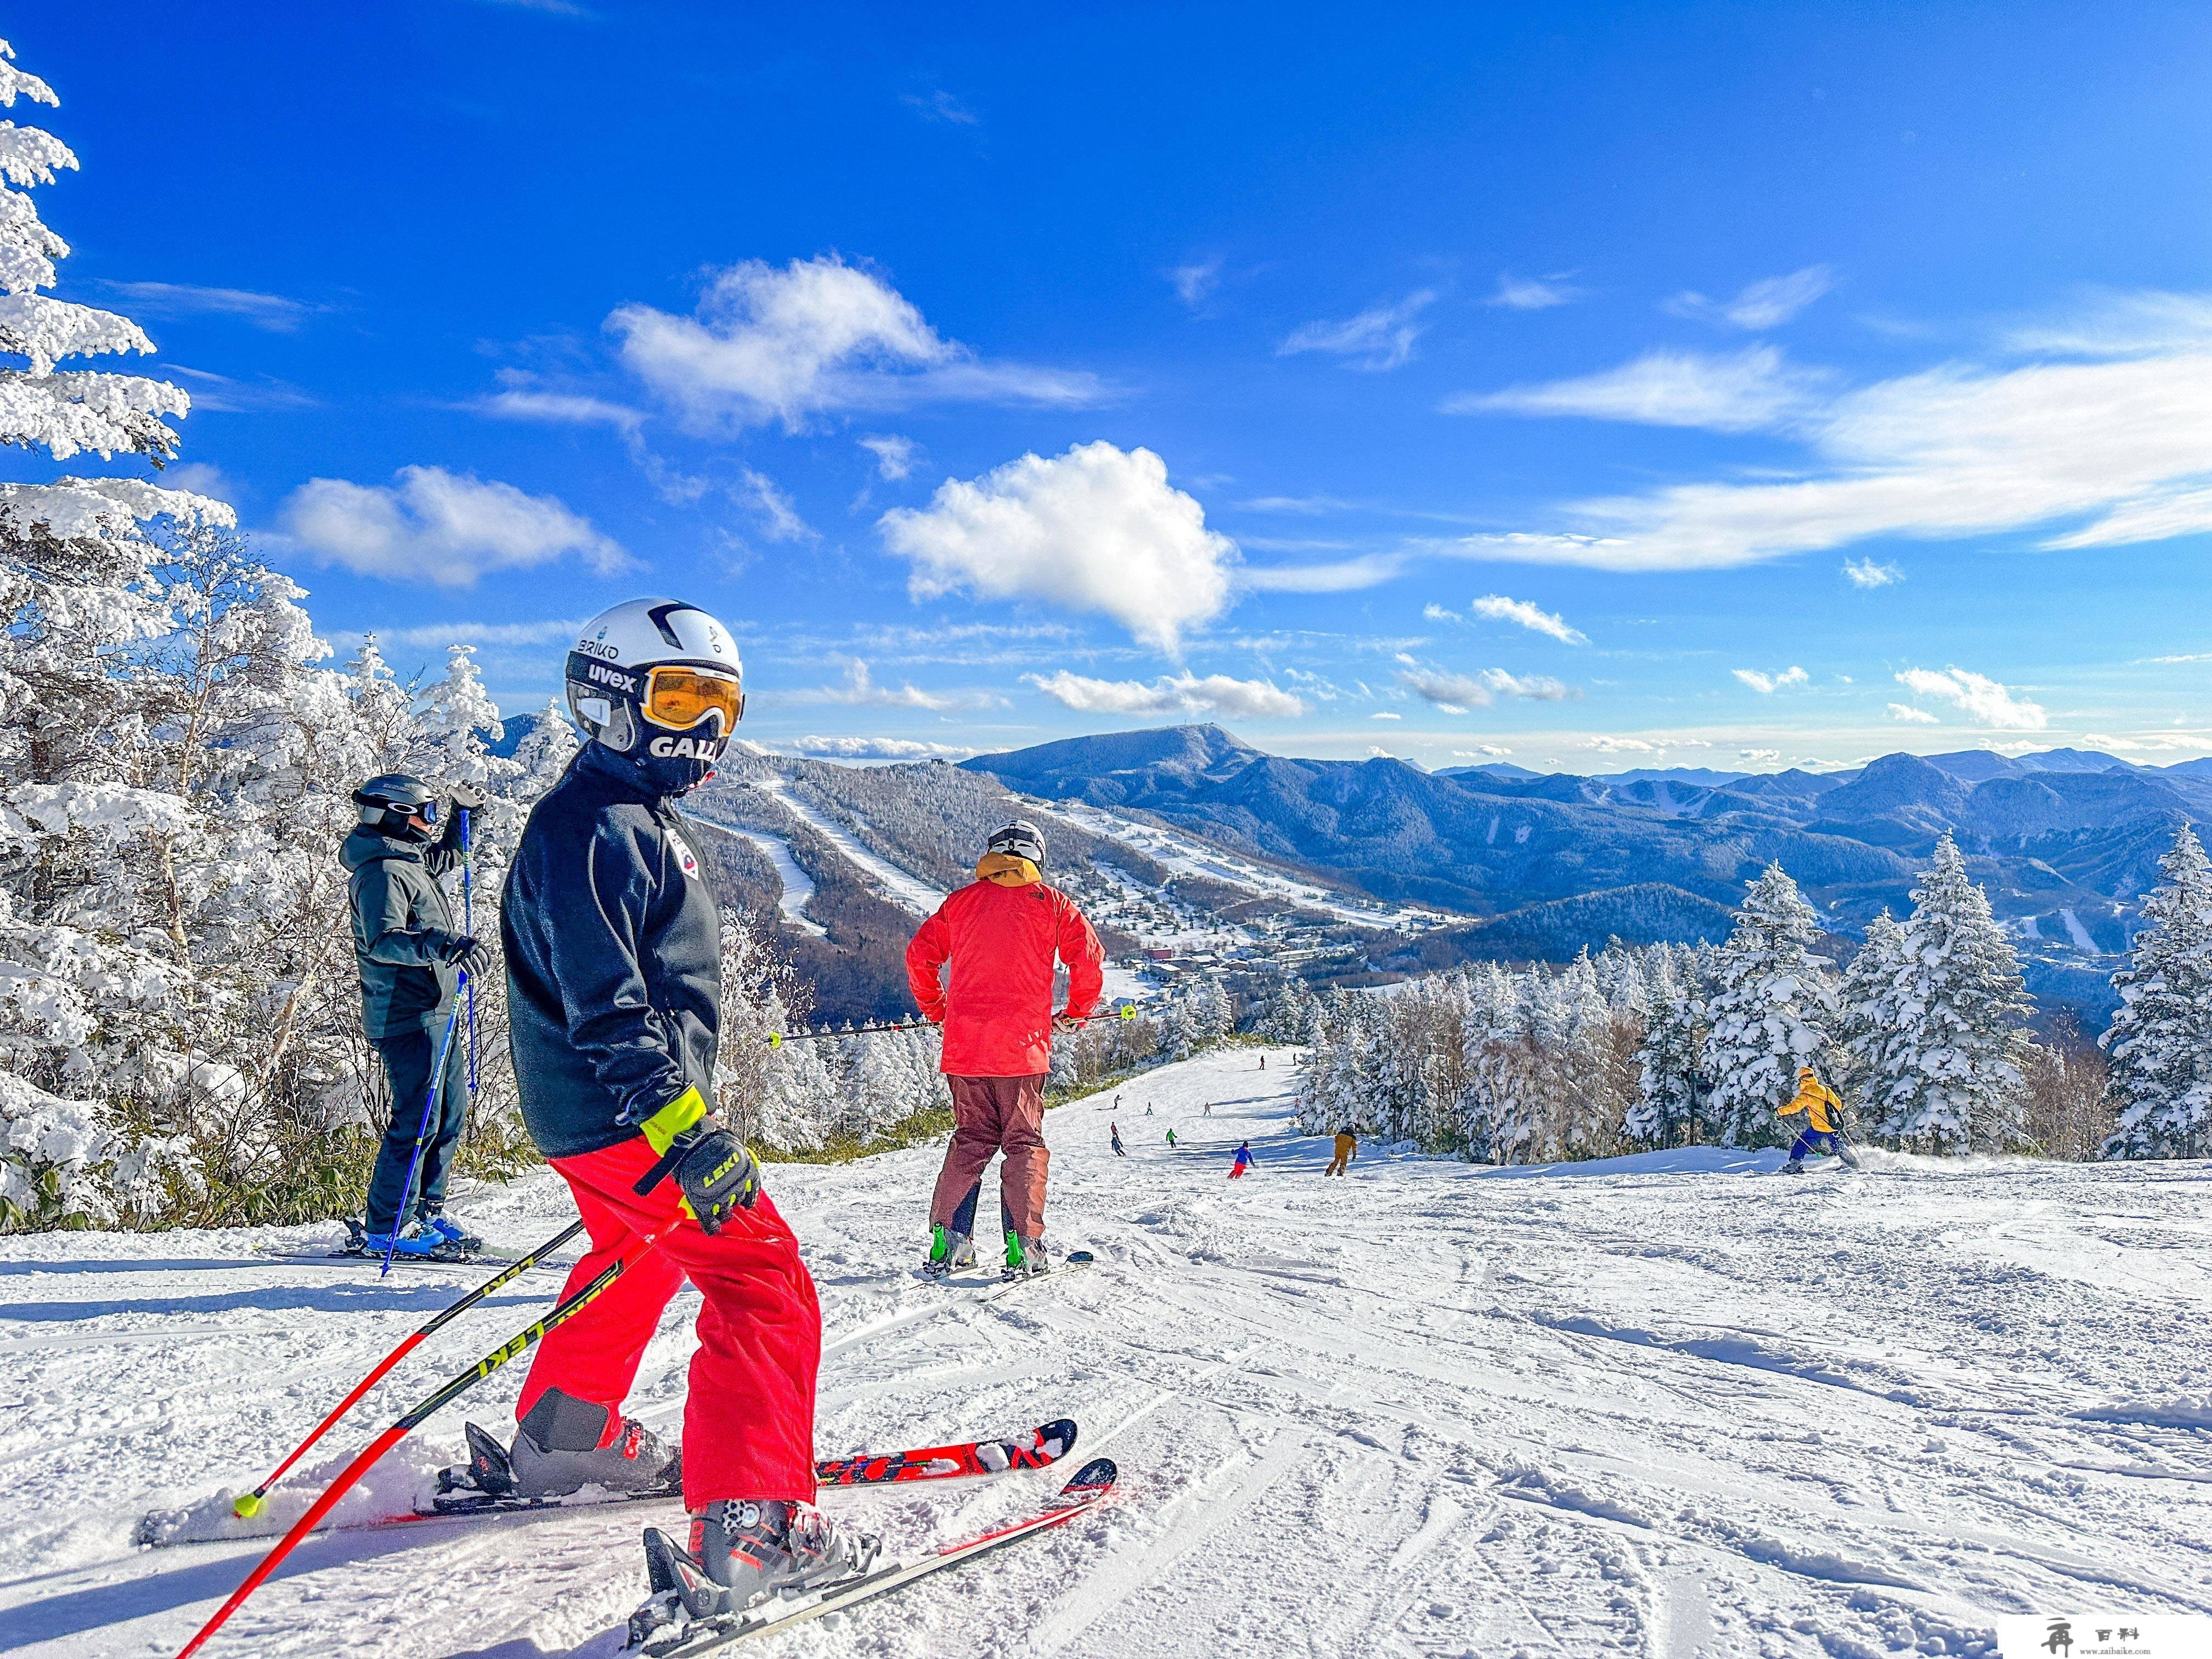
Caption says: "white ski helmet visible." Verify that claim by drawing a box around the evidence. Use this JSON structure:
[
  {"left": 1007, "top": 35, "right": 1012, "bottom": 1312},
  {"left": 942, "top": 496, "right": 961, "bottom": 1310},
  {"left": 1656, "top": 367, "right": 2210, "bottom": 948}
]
[{"left": 565, "top": 599, "right": 746, "bottom": 767}]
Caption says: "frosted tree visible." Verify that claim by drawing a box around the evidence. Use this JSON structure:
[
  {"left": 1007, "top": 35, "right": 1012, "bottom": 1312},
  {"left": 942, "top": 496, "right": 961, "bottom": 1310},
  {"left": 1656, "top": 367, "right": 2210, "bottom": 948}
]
[
  {"left": 1863, "top": 835, "right": 2033, "bottom": 1151},
  {"left": 1835, "top": 910, "right": 1906, "bottom": 1107},
  {"left": 511, "top": 696, "right": 581, "bottom": 796},
  {"left": 1699, "top": 862, "right": 1837, "bottom": 1146},
  {"left": 2103, "top": 822, "right": 2212, "bottom": 1159},
  {"left": 1627, "top": 949, "right": 1703, "bottom": 1146}
]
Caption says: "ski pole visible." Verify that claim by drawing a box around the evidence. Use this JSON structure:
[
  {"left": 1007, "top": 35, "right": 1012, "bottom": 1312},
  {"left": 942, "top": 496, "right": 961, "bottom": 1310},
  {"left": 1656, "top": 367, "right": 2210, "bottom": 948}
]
[
  {"left": 380, "top": 991, "right": 467, "bottom": 1278},
  {"left": 460, "top": 804, "right": 477, "bottom": 1095},
  {"left": 177, "top": 1216, "right": 678, "bottom": 1659},
  {"left": 766, "top": 1003, "right": 1143, "bottom": 1047},
  {"left": 231, "top": 1217, "right": 585, "bottom": 1519}
]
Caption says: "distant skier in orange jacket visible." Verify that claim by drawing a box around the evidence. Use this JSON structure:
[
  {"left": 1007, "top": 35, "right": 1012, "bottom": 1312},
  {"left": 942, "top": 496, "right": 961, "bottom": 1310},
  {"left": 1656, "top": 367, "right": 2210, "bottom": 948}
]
[{"left": 907, "top": 819, "right": 1103, "bottom": 1279}]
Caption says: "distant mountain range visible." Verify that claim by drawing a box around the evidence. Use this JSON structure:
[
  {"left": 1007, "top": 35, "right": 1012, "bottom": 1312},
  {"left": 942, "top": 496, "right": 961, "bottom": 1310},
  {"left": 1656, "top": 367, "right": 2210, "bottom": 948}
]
[{"left": 961, "top": 725, "right": 2204, "bottom": 1027}]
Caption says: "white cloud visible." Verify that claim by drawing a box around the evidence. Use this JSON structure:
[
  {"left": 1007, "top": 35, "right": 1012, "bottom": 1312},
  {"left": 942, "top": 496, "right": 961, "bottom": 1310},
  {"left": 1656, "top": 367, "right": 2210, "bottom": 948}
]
[
  {"left": 1453, "top": 746, "right": 1511, "bottom": 758},
  {"left": 162, "top": 462, "right": 235, "bottom": 503},
  {"left": 1398, "top": 667, "right": 1574, "bottom": 712},
  {"left": 610, "top": 254, "right": 1102, "bottom": 430},
  {"left": 1370, "top": 711, "right": 1401, "bottom": 720},
  {"left": 1665, "top": 266, "right": 1834, "bottom": 330},
  {"left": 740, "top": 468, "right": 814, "bottom": 542},
  {"left": 1733, "top": 665, "right": 1809, "bottom": 693},
  {"left": 1237, "top": 494, "right": 1357, "bottom": 514},
  {"left": 859, "top": 433, "right": 918, "bottom": 479},
  {"left": 278, "top": 466, "right": 626, "bottom": 586},
  {"left": 1739, "top": 748, "right": 1782, "bottom": 763},
  {"left": 1487, "top": 273, "right": 1582, "bottom": 311},
  {"left": 160, "top": 364, "right": 319, "bottom": 413},
  {"left": 1024, "top": 669, "right": 1305, "bottom": 720},
  {"left": 792, "top": 735, "right": 972, "bottom": 760},
  {"left": 1423, "top": 603, "right": 1459, "bottom": 622},
  {"left": 1278, "top": 290, "right": 1438, "bottom": 371},
  {"left": 1587, "top": 736, "right": 1660, "bottom": 754},
  {"left": 881, "top": 441, "right": 1234, "bottom": 653},
  {"left": 1894, "top": 667, "right": 2047, "bottom": 730},
  {"left": 1170, "top": 257, "right": 1223, "bottom": 308},
  {"left": 2081, "top": 731, "right": 2206, "bottom": 753},
  {"left": 1442, "top": 293, "right": 2212, "bottom": 572},
  {"left": 1843, "top": 557, "right": 1903, "bottom": 588},
  {"left": 1887, "top": 702, "right": 1939, "bottom": 724},
  {"left": 474, "top": 388, "right": 645, "bottom": 434},
  {"left": 1239, "top": 552, "right": 1406, "bottom": 593},
  {"left": 2001, "top": 291, "right": 2212, "bottom": 357},
  {"left": 804, "top": 661, "right": 979, "bottom": 712},
  {"left": 104, "top": 280, "right": 320, "bottom": 331},
  {"left": 1446, "top": 346, "right": 1826, "bottom": 432},
  {"left": 902, "top": 89, "right": 977, "bottom": 125},
  {"left": 1471, "top": 593, "right": 1587, "bottom": 645}
]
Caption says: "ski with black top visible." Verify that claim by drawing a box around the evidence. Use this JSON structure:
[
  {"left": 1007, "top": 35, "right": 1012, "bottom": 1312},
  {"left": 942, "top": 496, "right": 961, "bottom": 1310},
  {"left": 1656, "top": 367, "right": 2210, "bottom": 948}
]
[{"left": 629, "top": 1457, "right": 1119, "bottom": 1656}]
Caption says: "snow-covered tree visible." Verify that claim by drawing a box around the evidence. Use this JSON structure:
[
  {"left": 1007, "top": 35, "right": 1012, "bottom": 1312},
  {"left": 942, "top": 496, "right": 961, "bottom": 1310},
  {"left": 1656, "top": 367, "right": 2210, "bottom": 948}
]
[
  {"left": 2103, "top": 822, "right": 2212, "bottom": 1159},
  {"left": 1626, "top": 948, "right": 1704, "bottom": 1147},
  {"left": 1860, "top": 834, "right": 2033, "bottom": 1151},
  {"left": 1699, "top": 863, "right": 1837, "bottom": 1146}
]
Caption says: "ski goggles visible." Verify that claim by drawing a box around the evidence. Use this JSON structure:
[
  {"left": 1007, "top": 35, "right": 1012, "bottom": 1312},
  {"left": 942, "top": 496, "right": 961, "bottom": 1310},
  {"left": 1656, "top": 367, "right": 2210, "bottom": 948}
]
[{"left": 640, "top": 664, "right": 746, "bottom": 735}]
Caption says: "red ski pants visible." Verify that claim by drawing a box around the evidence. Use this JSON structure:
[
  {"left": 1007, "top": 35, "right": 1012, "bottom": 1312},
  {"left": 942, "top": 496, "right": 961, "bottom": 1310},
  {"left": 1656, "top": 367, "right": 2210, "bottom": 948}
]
[
  {"left": 930, "top": 1074, "right": 1049, "bottom": 1239},
  {"left": 515, "top": 1135, "right": 820, "bottom": 1509}
]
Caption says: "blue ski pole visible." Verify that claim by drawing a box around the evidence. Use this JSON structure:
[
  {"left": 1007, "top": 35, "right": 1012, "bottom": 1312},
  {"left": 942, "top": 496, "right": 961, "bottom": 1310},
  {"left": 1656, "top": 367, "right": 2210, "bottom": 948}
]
[
  {"left": 460, "top": 804, "right": 477, "bottom": 1094},
  {"left": 380, "top": 986, "right": 466, "bottom": 1278}
]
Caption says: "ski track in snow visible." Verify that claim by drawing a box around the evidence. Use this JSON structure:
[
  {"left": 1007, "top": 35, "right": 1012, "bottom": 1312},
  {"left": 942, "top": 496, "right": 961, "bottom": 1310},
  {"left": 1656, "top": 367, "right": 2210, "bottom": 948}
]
[
  {"left": 719, "top": 823, "right": 828, "bottom": 938},
  {"left": 4, "top": 1049, "right": 2211, "bottom": 1657},
  {"left": 744, "top": 777, "right": 949, "bottom": 917}
]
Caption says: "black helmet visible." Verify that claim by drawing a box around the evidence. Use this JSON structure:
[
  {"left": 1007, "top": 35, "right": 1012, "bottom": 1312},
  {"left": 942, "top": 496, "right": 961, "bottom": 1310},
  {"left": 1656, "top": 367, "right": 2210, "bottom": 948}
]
[
  {"left": 354, "top": 773, "right": 438, "bottom": 842},
  {"left": 986, "top": 818, "right": 1046, "bottom": 866}
]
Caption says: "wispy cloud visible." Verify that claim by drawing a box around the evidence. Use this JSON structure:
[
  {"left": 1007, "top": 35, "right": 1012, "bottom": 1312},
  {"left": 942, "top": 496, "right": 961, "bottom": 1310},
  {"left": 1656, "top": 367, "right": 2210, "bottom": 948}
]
[
  {"left": 1894, "top": 666, "right": 2046, "bottom": 730},
  {"left": 611, "top": 254, "right": 1104, "bottom": 431},
  {"left": 1733, "top": 665, "right": 1809, "bottom": 694},
  {"left": 277, "top": 466, "right": 627, "bottom": 586},
  {"left": 377, "top": 617, "right": 588, "bottom": 648},
  {"left": 1664, "top": 265, "right": 1834, "bottom": 330},
  {"left": 1887, "top": 702, "right": 1939, "bottom": 723},
  {"left": 1398, "top": 667, "right": 1575, "bottom": 712},
  {"left": 859, "top": 433, "right": 918, "bottom": 480},
  {"left": 1024, "top": 669, "right": 1305, "bottom": 720},
  {"left": 1843, "top": 557, "right": 1903, "bottom": 589},
  {"left": 1170, "top": 256, "right": 1223, "bottom": 308},
  {"left": 1487, "top": 273, "right": 1583, "bottom": 311},
  {"left": 903, "top": 89, "right": 978, "bottom": 125},
  {"left": 1278, "top": 290, "right": 1438, "bottom": 371},
  {"left": 160, "top": 364, "right": 320, "bottom": 413},
  {"left": 1439, "top": 290, "right": 2212, "bottom": 572},
  {"left": 803, "top": 660, "right": 991, "bottom": 712},
  {"left": 740, "top": 467, "right": 815, "bottom": 542},
  {"left": 1239, "top": 552, "right": 1406, "bottom": 593},
  {"left": 1445, "top": 346, "right": 1827, "bottom": 432},
  {"left": 472, "top": 386, "right": 644, "bottom": 433},
  {"left": 1587, "top": 735, "right": 1660, "bottom": 754},
  {"left": 106, "top": 280, "right": 323, "bottom": 331},
  {"left": 791, "top": 735, "right": 973, "bottom": 760},
  {"left": 1470, "top": 594, "right": 1587, "bottom": 645}
]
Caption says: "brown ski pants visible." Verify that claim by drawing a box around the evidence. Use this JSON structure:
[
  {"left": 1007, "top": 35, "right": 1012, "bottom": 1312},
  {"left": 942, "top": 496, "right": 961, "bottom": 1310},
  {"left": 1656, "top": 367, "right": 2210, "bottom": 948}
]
[{"left": 930, "top": 1074, "right": 1050, "bottom": 1240}]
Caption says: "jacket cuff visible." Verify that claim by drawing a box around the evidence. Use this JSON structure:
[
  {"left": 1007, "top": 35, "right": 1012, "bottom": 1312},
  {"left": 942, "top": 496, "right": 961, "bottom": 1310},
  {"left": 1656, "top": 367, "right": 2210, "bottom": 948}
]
[{"left": 639, "top": 1084, "right": 709, "bottom": 1155}]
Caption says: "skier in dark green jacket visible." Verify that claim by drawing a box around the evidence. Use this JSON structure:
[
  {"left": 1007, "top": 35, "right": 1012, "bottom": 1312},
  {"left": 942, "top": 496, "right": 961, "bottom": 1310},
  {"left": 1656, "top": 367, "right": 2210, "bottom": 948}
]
[{"left": 343, "top": 774, "right": 490, "bottom": 1257}]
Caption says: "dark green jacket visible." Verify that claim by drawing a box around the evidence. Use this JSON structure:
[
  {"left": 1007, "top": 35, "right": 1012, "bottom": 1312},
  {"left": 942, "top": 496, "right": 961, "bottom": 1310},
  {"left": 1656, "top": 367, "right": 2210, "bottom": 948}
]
[{"left": 343, "top": 823, "right": 467, "bottom": 1037}]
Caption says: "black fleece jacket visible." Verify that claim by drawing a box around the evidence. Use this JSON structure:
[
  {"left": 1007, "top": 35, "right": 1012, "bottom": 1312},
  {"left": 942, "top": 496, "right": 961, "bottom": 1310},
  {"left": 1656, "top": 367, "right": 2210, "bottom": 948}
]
[{"left": 500, "top": 742, "right": 721, "bottom": 1160}]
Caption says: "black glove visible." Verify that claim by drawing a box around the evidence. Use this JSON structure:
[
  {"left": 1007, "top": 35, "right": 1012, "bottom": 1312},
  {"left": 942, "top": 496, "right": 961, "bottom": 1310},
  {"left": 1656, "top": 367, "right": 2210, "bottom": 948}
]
[
  {"left": 443, "top": 934, "right": 495, "bottom": 981},
  {"left": 447, "top": 782, "right": 490, "bottom": 812},
  {"left": 658, "top": 1125, "right": 761, "bottom": 1235}
]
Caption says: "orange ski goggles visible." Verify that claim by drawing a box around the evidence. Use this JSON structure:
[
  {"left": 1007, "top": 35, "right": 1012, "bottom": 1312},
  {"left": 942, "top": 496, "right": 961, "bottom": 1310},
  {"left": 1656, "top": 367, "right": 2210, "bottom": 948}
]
[{"left": 641, "top": 664, "right": 746, "bottom": 735}]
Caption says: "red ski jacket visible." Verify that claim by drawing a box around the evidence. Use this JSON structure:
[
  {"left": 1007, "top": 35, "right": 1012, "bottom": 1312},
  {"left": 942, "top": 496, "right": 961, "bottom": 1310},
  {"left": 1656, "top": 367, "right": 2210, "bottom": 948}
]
[{"left": 906, "top": 865, "right": 1104, "bottom": 1077}]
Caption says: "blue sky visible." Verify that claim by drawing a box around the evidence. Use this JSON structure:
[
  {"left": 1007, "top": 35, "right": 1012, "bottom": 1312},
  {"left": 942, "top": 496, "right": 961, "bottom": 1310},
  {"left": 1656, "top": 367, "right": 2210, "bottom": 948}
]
[{"left": 25, "top": 2, "right": 2212, "bottom": 770}]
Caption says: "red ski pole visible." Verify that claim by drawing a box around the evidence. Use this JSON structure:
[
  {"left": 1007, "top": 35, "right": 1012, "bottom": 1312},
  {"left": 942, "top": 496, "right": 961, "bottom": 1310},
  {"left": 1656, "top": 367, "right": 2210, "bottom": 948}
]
[
  {"left": 230, "top": 1218, "right": 585, "bottom": 1519},
  {"left": 177, "top": 1216, "right": 675, "bottom": 1659}
]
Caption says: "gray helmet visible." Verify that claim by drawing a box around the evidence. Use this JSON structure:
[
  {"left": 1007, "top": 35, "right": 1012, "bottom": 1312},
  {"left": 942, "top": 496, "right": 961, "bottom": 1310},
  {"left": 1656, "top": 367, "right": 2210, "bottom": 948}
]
[
  {"left": 354, "top": 774, "right": 438, "bottom": 841},
  {"left": 986, "top": 818, "right": 1046, "bottom": 866}
]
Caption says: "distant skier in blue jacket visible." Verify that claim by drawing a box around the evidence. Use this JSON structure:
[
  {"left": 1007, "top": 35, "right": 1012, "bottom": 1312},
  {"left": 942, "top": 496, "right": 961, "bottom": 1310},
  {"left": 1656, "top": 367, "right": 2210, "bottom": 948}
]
[{"left": 1229, "top": 1141, "right": 1254, "bottom": 1180}]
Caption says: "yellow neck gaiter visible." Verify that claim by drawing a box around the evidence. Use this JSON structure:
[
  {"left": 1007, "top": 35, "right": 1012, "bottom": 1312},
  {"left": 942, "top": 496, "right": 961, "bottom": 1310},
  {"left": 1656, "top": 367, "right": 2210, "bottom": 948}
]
[{"left": 977, "top": 853, "right": 1042, "bottom": 888}]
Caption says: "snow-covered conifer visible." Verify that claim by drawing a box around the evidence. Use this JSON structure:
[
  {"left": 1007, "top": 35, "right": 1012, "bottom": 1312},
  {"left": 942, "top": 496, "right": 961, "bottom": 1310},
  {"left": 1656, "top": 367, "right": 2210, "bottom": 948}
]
[
  {"left": 1698, "top": 863, "right": 1837, "bottom": 1146},
  {"left": 2103, "top": 822, "right": 2212, "bottom": 1159},
  {"left": 1626, "top": 949, "right": 1703, "bottom": 1147}
]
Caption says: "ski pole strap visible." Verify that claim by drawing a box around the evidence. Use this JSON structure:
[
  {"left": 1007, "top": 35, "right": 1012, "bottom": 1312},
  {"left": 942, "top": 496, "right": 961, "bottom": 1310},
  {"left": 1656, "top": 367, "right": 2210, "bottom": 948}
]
[{"left": 633, "top": 1142, "right": 684, "bottom": 1198}]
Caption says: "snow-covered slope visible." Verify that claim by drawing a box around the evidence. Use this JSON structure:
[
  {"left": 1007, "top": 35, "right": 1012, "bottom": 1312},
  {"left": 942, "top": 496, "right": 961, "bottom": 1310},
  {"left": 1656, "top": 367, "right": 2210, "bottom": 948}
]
[{"left": 4, "top": 1050, "right": 2208, "bottom": 1657}]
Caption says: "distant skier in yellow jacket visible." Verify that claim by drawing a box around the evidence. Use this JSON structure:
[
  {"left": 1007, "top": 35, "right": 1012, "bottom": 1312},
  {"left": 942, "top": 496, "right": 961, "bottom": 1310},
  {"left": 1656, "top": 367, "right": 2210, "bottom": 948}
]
[{"left": 1778, "top": 1066, "right": 1861, "bottom": 1174}]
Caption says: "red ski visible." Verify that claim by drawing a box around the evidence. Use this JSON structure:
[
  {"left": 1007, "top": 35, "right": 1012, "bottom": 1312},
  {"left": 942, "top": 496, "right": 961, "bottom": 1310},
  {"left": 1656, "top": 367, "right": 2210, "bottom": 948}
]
[{"left": 816, "top": 1418, "right": 1076, "bottom": 1486}]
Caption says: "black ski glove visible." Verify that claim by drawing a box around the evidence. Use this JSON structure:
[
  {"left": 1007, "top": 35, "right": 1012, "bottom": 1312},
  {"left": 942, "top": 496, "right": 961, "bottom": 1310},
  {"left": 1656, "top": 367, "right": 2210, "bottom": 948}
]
[
  {"left": 442, "top": 934, "right": 495, "bottom": 981},
  {"left": 637, "top": 1124, "right": 761, "bottom": 1235}
]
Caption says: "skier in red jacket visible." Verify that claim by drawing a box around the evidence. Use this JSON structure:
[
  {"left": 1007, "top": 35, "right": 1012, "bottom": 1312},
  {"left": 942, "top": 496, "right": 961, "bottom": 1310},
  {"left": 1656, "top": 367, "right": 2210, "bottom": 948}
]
[{"left": 906, "top": 819, "right": 1104, "bottom": 1279}]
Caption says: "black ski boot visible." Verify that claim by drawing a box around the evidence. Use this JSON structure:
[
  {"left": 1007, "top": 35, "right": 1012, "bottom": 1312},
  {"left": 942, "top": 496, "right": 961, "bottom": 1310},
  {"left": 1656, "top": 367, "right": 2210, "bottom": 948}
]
[
  {"left": 629, "top": 1499, "right": 882, "bottom": 1643},
  {"left": 480, "top": 1387, "right": 680, "bottom": 1500}
]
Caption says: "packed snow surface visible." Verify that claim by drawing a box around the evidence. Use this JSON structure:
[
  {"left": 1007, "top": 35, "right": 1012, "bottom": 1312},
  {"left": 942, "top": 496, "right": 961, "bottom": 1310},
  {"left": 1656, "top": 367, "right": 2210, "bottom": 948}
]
[
  {"left": 720, "top": 823, "right": 829, "bottom": 938},
  {"left": 744, "top": 776, "right": 948, "bottom": 917},
  {"left": 4, "top": 1048, "right": 2209, "bottom": 1658}
]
